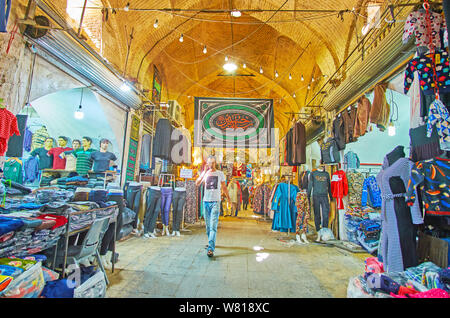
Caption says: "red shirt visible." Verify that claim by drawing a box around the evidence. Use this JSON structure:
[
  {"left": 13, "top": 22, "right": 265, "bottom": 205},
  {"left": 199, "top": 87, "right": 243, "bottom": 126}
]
[
  {"left": 331, "top": 170, "right": 348, "bottom": 210},
  {"left": 0, "top": 108, "right": 20, "bottom": 140},
  {"left": 48, "top": 147, "right": 73, "bottom": 169}
]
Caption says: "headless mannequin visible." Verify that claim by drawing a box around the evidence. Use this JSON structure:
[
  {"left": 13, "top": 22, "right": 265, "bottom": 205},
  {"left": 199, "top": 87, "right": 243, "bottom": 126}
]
[{"left": 171, "top": 180, "right": 186, "bottom": 237}]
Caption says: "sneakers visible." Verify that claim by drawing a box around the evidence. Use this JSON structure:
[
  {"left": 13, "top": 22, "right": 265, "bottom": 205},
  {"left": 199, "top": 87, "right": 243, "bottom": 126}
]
[
  {"left": 143, "top": 233, "right": 157, "bottom": 239},
  {"left": 175, "top": 231, "right": 181, "bottom": 237}
]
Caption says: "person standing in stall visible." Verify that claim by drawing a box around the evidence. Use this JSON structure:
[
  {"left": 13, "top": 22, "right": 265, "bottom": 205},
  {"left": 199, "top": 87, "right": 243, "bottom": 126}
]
[
  {"left": 196, "top": 155, "right": 232, "bottom": 257},
  {"left": 242, "top": 184, "right": 250, "bottom": 211}
]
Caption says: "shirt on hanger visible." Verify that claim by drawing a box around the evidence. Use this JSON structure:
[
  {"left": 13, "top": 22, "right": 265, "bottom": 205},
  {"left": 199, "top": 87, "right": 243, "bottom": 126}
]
[
  {"left": 30, "top": 147, "right": 53, "bottom": 170},
  {"left": 426, "top": 99, "right": 450, "bottom": 151}
]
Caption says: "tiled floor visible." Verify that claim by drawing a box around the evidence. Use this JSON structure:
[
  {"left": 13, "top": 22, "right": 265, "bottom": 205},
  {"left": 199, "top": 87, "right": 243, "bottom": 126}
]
[{"left": 106, "top": 214, "right": 368, "bottom": 298}]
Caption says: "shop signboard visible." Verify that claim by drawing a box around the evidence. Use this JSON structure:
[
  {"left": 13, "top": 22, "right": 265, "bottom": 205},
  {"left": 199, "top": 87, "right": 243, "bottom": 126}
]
[
  {"left": 180, "top": 169, "right": 193, "bottom": 179},
  {"left": 125, "top": 115, "right": 140, "bottom": 181},
  {"left": 152, "top": 65, "right": 162, "bottom": 105},
  {"left": 194, "top": 97, "right": 274, "bottom": 148}
]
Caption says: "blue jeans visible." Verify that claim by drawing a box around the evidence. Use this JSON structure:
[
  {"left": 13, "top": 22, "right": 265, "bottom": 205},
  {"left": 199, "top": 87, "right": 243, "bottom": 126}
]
[{"left": 203, "top": 201, "right": 220, "bottom": 252}]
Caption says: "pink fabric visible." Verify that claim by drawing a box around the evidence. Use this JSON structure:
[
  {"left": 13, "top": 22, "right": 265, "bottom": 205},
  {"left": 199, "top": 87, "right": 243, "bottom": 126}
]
[
  {"left": 365, "top": 257, "right": 384, "bottom": 274},
  {"left": 391, "top": 288, "right": 449, "bottom": 298}
]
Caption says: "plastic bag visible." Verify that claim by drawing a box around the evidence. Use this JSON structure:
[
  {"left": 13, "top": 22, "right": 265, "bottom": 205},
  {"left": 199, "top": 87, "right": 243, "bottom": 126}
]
[
  {"left": 347, "top": 276, "right": 375, "bottom": 298},
  {"left": 74, "top": 271, "right": 106, "bottom": 298},
  {"left": 0, "top": 262, "right": 45, "bottom": 298},
  {"left": 319, "top": 228, "right": 335, "bottom": 241}
]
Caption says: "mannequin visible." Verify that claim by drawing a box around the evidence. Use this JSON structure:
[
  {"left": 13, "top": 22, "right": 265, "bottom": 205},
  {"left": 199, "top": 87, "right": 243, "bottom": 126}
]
[
  {"left": 63, "top": 136, "right": 94, "bottom": 176},
  {"left": 227, "top": 177, "right": 239, "bottom": 217},
  {"left": 63, "top": 139, "right": 80, "bottom": 171},
  {"left": 171, "top": 180, "right": 187, "bottom": 237},
  {"left": 160, "top": 179, "right": 173, "bottom": 236},
  {"left": 142, "top": 184, "right": 162, "bottom": 239},
  {"left": 47, "top": 136, "right": 72, "bottom": 170},
  {"left": 307, "top": 164, "right": 332, "bottom": 242},
  {"left": 89, "top": 139, "right": 117, "bottom": 173},
  {"left": 30, "top": 137, "right": 54, "bottom": 170}
]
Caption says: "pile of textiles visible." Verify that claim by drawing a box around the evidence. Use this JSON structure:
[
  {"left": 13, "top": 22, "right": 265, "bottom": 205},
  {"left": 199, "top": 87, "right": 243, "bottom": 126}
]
[
  {"left": 348, "top": 258, "right": 450, "bottom": 298},
  {"left": 50, "top": 176, "right": 89, "bottom": 188},
  {"left": 345, "top": 205, "right": 379, "bottom": 218},
  {"left": 0, "top": 214, "right": 68, "bottom": 258},
  {"left": 1, "top": 180, "right": 32, "bottom": 196},
  {"left": 0, "top": 256, "right": 59, "bottom": 298},
  {"left": 65, "top": 201, "right": 117, "bottom": 232},
  {"left": 404, "top": 262, "right": 449, "bottom": 291},
  {"left": 357, "top": 220, "right": 381, "bottom": 253},
  {"left": 35, "top": 189, "right": 74, "bottom": 204}
]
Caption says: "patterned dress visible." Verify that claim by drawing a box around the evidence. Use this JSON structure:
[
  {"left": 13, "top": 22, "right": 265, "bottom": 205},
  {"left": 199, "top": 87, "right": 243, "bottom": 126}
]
[
  {"left": 184, "top": 180, "right": 198, "bottom": 224},
  {"left": 295, "top": 191, "right": 309, "bottom": 235}
]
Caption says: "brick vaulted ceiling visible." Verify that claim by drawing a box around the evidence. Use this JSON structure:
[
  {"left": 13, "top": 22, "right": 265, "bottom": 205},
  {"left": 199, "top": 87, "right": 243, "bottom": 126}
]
[{"left": 26, "top": 0, "right": 393, "bottom": 133}]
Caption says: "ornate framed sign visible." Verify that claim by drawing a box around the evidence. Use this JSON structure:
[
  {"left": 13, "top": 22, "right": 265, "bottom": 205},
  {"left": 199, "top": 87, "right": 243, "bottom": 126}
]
[{"left": 194, "top": 97, "right": 274, "bottom": 148}]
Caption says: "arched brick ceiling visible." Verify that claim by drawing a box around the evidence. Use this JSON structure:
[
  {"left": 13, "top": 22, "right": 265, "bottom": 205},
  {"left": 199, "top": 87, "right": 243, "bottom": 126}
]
[{"left": 29, "top": 0, "right": 380, "bottom": 132}]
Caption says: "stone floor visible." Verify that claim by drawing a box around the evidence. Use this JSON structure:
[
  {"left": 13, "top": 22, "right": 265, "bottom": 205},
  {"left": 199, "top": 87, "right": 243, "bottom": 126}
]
[{"left": 106, "top": 213, "right": 369, "bottom": 298}]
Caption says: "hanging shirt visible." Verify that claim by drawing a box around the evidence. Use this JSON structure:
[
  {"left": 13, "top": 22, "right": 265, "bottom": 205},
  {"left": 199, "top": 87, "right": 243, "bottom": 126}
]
[
  {"left": 0, "top": 0, "right": 11, "bottom": 33},
  {"left": 406, "top": 157, "right": 450, "bottom": 216},
  {"left": 47, "top": 147, "right": 73, "bottom": 170},
  {"left": 320, "top": 138, "right": 340, "bottom": 164},
  {"left": 347, "top": 171, "right": 365, "bottom": 205},
  {"left": 361, "top": 176, "right": 382, "bottom": 208},
  {"left": 404, "top": 50, "right": 450, "bottom": 95},
  {"left": 426, "top": 99, "right": 450, "bottom": 151},
  {"left": 402, "top": 10, "right": 446, "bottom": 52},
  {"left": 30, "top": 126, "right": 49, "bottom": 152},
  {"left": 331, "top": 170, "right": 348, "bottom": 210},
  {"left": 3, "top": 158, "right": 23, "bottom": 184},
  {"left": 23, "top": 128, "right": 32, "bottom": 152},
  {"left": 344, "top": 151, "right": 360, "bottom": 170},
  {"left": 64, "top": 153, "right": 77, "bottom": 171},
  {"left": 30, "top": 147, "right": 53, "bottom": 170},
  {"left": 0, "top": 108, "right": 20, "bottom": 147},
  {"left": 23, "top": 156, "right": 39, "bottom": 183}
]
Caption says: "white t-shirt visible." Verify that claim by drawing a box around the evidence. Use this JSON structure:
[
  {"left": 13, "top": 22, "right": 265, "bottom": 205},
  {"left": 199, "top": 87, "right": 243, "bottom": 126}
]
[{"left": 202, "top": 170, "right": 226, "bottom": 202}]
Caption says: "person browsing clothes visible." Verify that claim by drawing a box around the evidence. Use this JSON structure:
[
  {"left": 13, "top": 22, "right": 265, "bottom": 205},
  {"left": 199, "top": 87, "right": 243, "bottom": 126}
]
[{"left": 195, "top": 155, "right": 232, "bottom": 257}]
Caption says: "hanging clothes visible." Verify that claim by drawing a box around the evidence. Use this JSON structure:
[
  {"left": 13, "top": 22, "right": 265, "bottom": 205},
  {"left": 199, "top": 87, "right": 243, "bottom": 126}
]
[
  {"left": 409, "top": 124, "right": 443, "bottom": 162},
  {"left": 292, "top": 121, "right": 306, "bottom": 165},
  {"left": 332, "top": 115, "right": 346, "bottom": 151},
  {"left": 331, "top": 170, "right": 348, "bottom": 210},
  {"left": 0, "top": 0, "right": 11, "bottom": 33},
  {"left": 152, "top": 118, "right": 173, "bottom": 161},
  {"left": 286, "top": 128, "right": 294, "bottom": 166},
  {"left": 140, "top": 134, "right": 151, "bottom": 170},
  {"left": 404, "top": 50, "right": 450, "bottom": 95},
  {"left": 426, "top": 99, "right": 450, "bottom": 151},
  {"left": 403, "top": 9, "right": 447, "bottom": 52},
  {"left": 361, "top": 176, "right": 382, "bottom": 208},
  {"left": 354, "top": 96, "right": 372, "bottom": 138},
  {"left": 344, "top": 151, "right": 360, "bottom": 170},
  {"left": 23, "top": 127, "right": 33, "bottom": 153},
  {"left": 271, "top": 183, "right": 299, "bottom": 233},
  {"left": 295, "top": 191, "right": 310, "bottom": 235},
  {"left": 0, "top": 108, "right": 20, "bottom": 156},
  {"left": 347, "top": 171, "right": 365, "bottom": 206},
  {"left": 406, "top": 157, "right": 450, "bottom": 217},
  {"left": 376, "top": 150, "right": 423, "bottom": 273},
  {"left": 30, "top": 126, "right": 49, "bottom": 152},
  {"left": 342, "top": 106, "right": 358, "bottom": 144},
  {"left": 300, "top": 171, "right": 310, "bottom": 190},
  {"left": 23, "top": 156, "right": 39, "bottom": 183},
  {"left": 3, "top": 158, "right": 23, "bottom": 184},
  {"left": 370, "top": 83, "right": 391, "bottom": 132},
  {"left": 320, "top": 137, "right": 340, "bottom": 164}
]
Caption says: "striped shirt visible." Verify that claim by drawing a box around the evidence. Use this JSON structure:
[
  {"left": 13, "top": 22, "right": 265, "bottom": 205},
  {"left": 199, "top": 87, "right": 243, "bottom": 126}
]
[{"left": 72, "top": 148, "right": 95, "bottom": 175}]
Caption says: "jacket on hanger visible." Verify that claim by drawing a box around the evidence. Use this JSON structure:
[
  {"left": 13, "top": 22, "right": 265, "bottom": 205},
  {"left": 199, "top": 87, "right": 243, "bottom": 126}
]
[
  {"left": 370, "top": 83, "right": 390, "bottom": 131},
  {"left": 292, "top": 121, "right": 306, "bottom": 165},
  {"left": 354, "top": 96, "right": 372, "bottom": 138},
  {"left": 320, "top": 138, "right": 340, "bottom": 164},
  {"left": 152, "top": 118, "right": 173, "bottom": 160},
  {"left": 361, "top": 176, "right": 382, "bottom": 208},
  {"left": 344, "top": 151, "right": 360, "bottom": 170},
  {"left": 342, "top": 106, "right": 358, "bottom": 144}
]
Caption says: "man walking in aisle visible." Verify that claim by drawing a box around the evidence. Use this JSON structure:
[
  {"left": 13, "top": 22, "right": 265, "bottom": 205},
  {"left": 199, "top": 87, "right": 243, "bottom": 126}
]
[{"left": 196, "top": 155, "right": 232, "bottom": 257}]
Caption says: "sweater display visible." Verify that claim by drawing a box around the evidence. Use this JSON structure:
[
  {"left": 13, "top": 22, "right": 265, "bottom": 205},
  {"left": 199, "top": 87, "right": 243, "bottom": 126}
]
[
  {"left": 0, "top": 108, "right": 20, "bottom": 156},
  {"left": 307, "top": 169, "right": 332, "bottom": 200},
  {"left": 406, "top": 157, "right": 450, "bottom": 217}
]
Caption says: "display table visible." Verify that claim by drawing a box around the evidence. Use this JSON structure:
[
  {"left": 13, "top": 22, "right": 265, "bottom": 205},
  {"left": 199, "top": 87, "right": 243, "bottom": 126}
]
[{"left": 41, "top": 169, "right": 117, "bottom": 189}]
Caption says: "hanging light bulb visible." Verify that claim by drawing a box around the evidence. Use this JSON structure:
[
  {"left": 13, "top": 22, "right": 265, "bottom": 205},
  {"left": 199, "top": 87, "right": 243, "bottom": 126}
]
[
  {"left": 260, "top": 66, "right": 263, "bottom": 74},
  {"left": 293, "top": 93, "right": 296, "bottom": 98},
  {"left": 231, "top": 9, "right": 241, "bottom": 18},
  {"left": 179, "top": 34, "right": 184, "bottom": 42},
  {"left": 307, "top": 85, "right": 311, "bottom": 90},
  {"left": 153, "top": 19, "right": 158, "bottom": 28},
  {"left": 124, "top": 2, "right": 130, "bottom": 11},
  {"left": 225, "top": 56, "right": 229, "bottom": 62},
  {"left": 388, "top": 120, "right": 396, "bottom": 136},
  {"left": 203, "top": 45, "right": 207, "bottom": 54},
  {"left": 223, "top": 62, "right": 237, "bottom": 72},
  {"left": 74, "top": 105, "right": 84, "bottom": 120},
  {"left": 243, "top": 63, "right": 246, "bottom": 69},
  {"left": 289, "top": 73, "right": 292, "bottom": 80},
  {"left": 301, "top": 74, "right": 304, "bottom": 81},
  {"left": 312, "top": 77, "right": 315, "bottom": 82},
  {"left": 275, "top": 70, "right": 279, "bottom": 78}
]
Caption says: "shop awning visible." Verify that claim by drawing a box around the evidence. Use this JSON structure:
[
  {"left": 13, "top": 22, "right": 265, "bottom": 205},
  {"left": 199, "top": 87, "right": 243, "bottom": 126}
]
[{"left": 26, "top": 1, "right": 142, "bottom": 110}]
